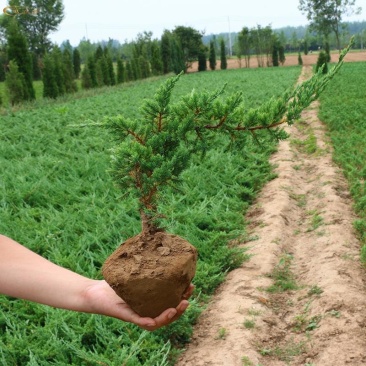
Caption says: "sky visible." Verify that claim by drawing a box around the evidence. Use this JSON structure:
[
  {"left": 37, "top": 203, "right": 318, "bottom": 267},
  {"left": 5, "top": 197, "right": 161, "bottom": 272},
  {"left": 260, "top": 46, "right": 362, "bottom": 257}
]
[{"left": 2, "top": 0, "right": 366, "bottom": 46}]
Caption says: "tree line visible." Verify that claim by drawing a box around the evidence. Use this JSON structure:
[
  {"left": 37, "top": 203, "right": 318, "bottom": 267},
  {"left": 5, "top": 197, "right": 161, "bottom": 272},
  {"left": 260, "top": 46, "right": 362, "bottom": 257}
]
[{"left": 0, "top": 0, "right": 363, "bottom": 106}]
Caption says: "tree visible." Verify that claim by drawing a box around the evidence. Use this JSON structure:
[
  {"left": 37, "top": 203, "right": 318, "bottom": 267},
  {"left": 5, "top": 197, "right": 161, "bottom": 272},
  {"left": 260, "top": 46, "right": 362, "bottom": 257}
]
[
  {"left": 172, "top": 26, "right": 203, "bottom": 72},
  {"left": 77, "top": 38, "right": 95, "bottom": 62},
  {"left": 125, "top": 60, "right": 133, "bottom": 81},
  {"left": 6, "top": 18, "right": 35, "bottom": 100},
  {"left": 81, "top": 63, "right": 92, "bottom": 89},
  {"left": 209, "top": 40, "right": 216, "bottom": 70},
  {"left": 316, "top": 51, "right": 328, "bottom": 73},
  {"left": 220, "top": 39, "right": 227, "bottom": 70},
  {"left": 8, "top": 0, "right": 64, "bottom": 56},
  {"left": 171, "top": 37, "right": 185, "bottom": 74},
  {"left": 104, "top": 47, "right": 115, "bottom": 85},
  {"left": 298, "top": 52, "right": 303, "bottom": 65},
  {"left": 324, "top": 41, "right": 331, "bottom": 61},
  {"left": 251, "top": 25, "right": 273, "bottom": 67},
  {"left": 5, "top": 60, "right": 26, "bottom": 104},
  {"left": 299, "top": 0, "right": 362, "bottom": 50},
  {"left": 237, "top": 27, "right": 252, "bottom": 68},
  {"left": 72, "top": 48, "right": 81, "bottom": 79},
  {"left": 52, "top": 46, "right": 65, "bottom": 95},
  {"left": 116, "top": 58, "right": 125, "bottom": 83},
  {"left": 161, "top": 30, "right": 172, "bottom": 74},
  {"left": 150, "top": 40, "right": 163, "bottom": 76},
  {"left": 279, "top": 45, "right": 286, "bottom": 65},
  {"left": 198, "top": 47, "right": 207, "bottom": 71},
  {"left": 42, "top": 53, "right": 58, "bottom": 98},
  {"left": 62, "top": 49, "right": 77, "bottom": 93},
  {"left": 272, "top": 42, "right": 279, "bottom": 66},
  {"left": 86, "top": 55, "right": 97, "bottom": 88}
]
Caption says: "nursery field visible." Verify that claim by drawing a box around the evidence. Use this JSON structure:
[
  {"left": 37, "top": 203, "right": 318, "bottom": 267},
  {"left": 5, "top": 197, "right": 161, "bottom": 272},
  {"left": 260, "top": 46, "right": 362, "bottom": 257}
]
[
  {"left": 0, "top": 66, "right": 302, "bottom": 365},
  {"left": 319, "top": 61, "right": 366, "bottom": 250}
]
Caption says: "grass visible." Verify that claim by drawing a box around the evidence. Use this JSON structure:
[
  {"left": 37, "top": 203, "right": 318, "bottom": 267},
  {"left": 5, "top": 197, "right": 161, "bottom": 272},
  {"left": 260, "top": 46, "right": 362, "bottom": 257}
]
[
  {"left": 216, "top": 327, "right": 228, "bottom": 340},
  {"left": 258, "top": 337, "right": 308, "bottom": 363},
  {"left": 266, "top": 253, "right": 298, "bottom": 293},
  {"left": 0, "top": 66, "right": 303, "bottom": 365},
  {"left": 243, "top": 318, "right": 256, "bottom": 329}
]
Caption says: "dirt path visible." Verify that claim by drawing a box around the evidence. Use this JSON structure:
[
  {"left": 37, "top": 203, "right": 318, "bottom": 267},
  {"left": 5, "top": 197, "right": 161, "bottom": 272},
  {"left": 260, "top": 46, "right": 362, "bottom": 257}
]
[{"left": 176, "top": 66, "right": 366, "bottom": 366}]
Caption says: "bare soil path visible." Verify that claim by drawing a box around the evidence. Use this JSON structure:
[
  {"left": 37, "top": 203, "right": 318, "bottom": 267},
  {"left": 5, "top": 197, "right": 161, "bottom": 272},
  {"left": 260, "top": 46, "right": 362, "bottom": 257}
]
[{"left": 176, "top": 65, "right": 366, "bottom": 366}]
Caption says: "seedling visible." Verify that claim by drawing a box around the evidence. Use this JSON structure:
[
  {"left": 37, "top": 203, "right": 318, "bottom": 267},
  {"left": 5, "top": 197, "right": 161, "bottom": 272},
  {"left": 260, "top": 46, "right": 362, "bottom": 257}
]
[{"left": 100, "top": 41, "right": 353, "bottom": 317}]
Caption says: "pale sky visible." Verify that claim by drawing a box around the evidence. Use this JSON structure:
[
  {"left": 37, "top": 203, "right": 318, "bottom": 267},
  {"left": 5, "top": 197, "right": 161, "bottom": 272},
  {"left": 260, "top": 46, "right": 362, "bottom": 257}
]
[{"left": 3, "top": 0, "right": 366, "bottom": 45}]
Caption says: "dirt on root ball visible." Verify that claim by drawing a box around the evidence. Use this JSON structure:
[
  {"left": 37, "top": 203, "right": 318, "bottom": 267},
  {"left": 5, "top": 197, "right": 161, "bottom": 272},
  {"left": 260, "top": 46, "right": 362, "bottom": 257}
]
[{"left": 102, "top": 231, "right": 198, "bottom": 318}]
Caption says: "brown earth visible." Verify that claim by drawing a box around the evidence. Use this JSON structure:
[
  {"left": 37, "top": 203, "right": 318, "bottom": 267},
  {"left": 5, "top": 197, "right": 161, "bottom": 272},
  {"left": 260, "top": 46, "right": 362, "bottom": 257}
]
[
  {"left": 102, "top": 230, "right": 197, "bottom": 318},
  {"left": 189, "top": 51, "right": 366, "bottom": 71},
  {"left": 176, "top": 65, "right": 366, "bottom": 365}
]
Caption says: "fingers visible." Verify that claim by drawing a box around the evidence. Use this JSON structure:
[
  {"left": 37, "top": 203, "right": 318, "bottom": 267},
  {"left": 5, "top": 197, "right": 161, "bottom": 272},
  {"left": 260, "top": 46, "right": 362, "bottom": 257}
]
[{"left": 182, "top": 283, "right": 195, "bottom": 300}]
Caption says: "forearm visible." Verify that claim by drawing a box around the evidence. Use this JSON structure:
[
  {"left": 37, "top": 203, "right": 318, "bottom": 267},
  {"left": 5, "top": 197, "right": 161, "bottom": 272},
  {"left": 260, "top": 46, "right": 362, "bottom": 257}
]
[{"left": 0, "top": 234, "right": 93, "bottom": 312}]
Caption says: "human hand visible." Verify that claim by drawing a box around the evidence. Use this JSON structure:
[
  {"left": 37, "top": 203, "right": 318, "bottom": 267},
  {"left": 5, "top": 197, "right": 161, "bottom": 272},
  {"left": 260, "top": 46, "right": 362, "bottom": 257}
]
[{"left": 83, "top": 280, "right": 194, "bottom": 331}]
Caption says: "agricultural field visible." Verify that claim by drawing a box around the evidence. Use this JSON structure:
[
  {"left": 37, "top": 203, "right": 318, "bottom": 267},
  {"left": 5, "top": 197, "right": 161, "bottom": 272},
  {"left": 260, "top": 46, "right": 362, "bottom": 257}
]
[
  {"left": 0, "top": 66, "right": 301, "bottom": 365},
  {"left": 318, "top": 61, "right": 366, "bottom": 255}
]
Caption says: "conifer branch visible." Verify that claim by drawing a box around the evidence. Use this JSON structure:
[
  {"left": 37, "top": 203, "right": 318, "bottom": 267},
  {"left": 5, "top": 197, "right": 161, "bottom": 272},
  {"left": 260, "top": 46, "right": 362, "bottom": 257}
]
[{"left": 102, "top": 38, "right": 354, "bottom": 228}]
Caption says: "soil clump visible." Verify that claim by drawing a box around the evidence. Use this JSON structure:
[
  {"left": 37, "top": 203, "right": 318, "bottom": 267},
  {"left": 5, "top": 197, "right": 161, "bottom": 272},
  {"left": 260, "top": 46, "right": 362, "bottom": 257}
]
[{"left": 103, "top": 230, "right": 197, "bottom": 318}]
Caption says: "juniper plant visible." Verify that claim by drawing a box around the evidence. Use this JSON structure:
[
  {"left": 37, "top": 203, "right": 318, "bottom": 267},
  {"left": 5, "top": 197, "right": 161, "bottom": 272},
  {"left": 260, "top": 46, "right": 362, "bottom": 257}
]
[{"left": 103, "top": 40, "right": 353, "bottom": 233}]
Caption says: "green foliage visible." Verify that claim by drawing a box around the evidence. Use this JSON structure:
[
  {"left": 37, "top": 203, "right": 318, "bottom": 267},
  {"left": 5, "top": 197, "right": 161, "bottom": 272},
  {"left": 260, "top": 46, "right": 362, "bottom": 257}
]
[
  {"left": 198, "top": 48, "right": 207, "bottom": 71},
  {"left": 0, "top": 66, "right": 301, "bottom": 365},
  {"left": 279, "top": 45, "right": 286, "bottom": 65},
  {"left": 5, "top": 59, "right": 26, "bottom": 104},
  {"left": 102, "top": 43, "right": 351, "bottom": 228},
  {"left": 324, "top": 41, "right": 331, "bottom": 62},
  {"left": 209, "top": 40, "right": 216, "bottom": 70},
  {"left": 318, "top": 61, "right": 366, "bottom": 247},
  {"left": 161, "top": 30, "right": 172, "bottom": 74},
  {"left": 117, "top": 58, "right": 126, "bottom": 83},
  {"left": 31, "top": 52, "right": 42, "bottom": 80},
  {"left": 86, "top": 55, "right": 97, "bottom": 87},
  {"left": 62, "top": 49, "right": 78, "bottom": 93},
  {"left": 72, "top": 48, "right": 81, "bottom": 79},
  {"left": 266, "top": 253, "right": 298, "bottom": 293},
  {"left": 126, "top": 60, "right": 134, "bottom": 81},
  {"left": 42, "top": 53, "right": 58, "bottom": 98},
  {"left": 8, "top": 0, "right": 64, "bottom": 55},
  {"left": 150, "top": 40, "right": 163, "bottom": 76},
  {"left": 220, "top": 39, "right": 227, "bottom": 70},
  {"left": 6, "top": 18, "right": 35, "bottom": 100},
  {"left": 272, "top": 43, "right": 279, "bottom": 67},
  {"left": 316, "top": 51, "right": 328, "bottom": 74},
  {"left": 298, "top": 52, "right": 303, "bottom": 66},
  {"left": 104, "top": 47, "right": 116, "bottom": 85},
  {"left": 298, "top": 0, "right": 361, "bottom": 49},
  {"left": 81, "top": 63, "right": 92, "bottom": 89},
  {"left": 172, "top": 26, "right": 204, "bottom": 72},
  {"left": 237, "top": 27, "right": 252, "bottom": 67},
  {"left": 0, "top": 42, "right": 352, "bottom": 362}
]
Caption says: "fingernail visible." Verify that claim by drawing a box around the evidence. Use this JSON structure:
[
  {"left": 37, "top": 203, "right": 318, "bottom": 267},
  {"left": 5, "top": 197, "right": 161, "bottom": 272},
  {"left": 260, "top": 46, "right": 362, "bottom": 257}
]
[{"left": 168, "top": 310, "right": 176, "bottom": 319}]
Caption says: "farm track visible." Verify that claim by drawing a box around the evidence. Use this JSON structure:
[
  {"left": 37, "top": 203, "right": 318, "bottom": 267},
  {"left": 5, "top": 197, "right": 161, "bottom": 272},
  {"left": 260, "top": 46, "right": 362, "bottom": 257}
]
[{"left": 176, "top": 66, "right": 366, "bottom": 366}]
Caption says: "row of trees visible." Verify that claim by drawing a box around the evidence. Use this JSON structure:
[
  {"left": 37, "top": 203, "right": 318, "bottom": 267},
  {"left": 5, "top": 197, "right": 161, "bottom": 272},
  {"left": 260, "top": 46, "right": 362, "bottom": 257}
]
[{"left": 0, "top": 0, "right": 363, "bottom": 105}]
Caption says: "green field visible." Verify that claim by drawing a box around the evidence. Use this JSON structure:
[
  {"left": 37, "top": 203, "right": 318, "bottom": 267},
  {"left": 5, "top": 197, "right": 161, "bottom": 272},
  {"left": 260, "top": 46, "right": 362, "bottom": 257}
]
[
  {"left": 0, "top": 66, "right": 302, "bottom": 365},
  {"left": 318, "top": 61, "right": 366, "bottom": 254},
  {"left": 4, "top": 61, "right": 366, "bottom": 365}
]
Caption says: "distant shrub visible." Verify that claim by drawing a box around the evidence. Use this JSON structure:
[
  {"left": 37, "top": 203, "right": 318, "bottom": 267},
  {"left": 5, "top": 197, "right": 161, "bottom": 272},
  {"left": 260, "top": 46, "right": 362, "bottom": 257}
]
[
  {"left": 5, "top": 60, "right": 26, "bottom": 105},
  {"left": 316, "top": 51, "right": 328, "bottom": 74},
  {"left": 298, "top": 52, "right": 303, "bottom": 66}
]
